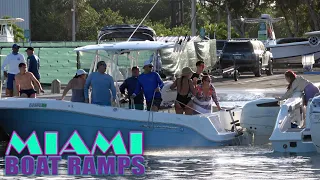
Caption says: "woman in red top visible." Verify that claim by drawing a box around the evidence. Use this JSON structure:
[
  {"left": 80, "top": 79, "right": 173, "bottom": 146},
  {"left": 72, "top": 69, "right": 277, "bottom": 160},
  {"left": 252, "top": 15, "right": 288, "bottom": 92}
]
[{"left": 193, "top": 75, "right": 221, "bottom": 114}]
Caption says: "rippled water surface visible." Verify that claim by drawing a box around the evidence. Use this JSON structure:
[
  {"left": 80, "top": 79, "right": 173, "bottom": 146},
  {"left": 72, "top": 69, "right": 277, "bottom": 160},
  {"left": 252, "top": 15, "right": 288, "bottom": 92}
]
[{"left": 1, "top": 145, "right": 320, "bottom": 179}]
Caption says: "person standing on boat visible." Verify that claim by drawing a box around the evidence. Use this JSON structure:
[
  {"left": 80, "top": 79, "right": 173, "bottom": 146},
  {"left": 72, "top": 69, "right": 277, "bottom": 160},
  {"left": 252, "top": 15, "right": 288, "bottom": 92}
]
[
  {"left": 1, "top": 44, "right": 26, "bottom": 97},
  {"left": 131, "top": 61, "right": 164, "bottom": 112},
  {"left": 84, "top": 61, "right": 117, "bottom": 106},
  {"left": 193, "top": 75, "right": 221, "bottom": 114},
  {"left": 119, "top": 66, "right": 144, "bottom": 110},
  {"left": 15, "top": 63, "right": 44, "bottom": 98},
  {"left": 59, "top": 69, "right": 87, "bottom": 102},
  {"left": 25, "top": 47, "right": 40, "bottom": 81},
  {"left": 170, "top": 67, "right": 196, "bottom": 115},
  {"left": 191, "top": 61, "right": 205, "bottom": 85}
]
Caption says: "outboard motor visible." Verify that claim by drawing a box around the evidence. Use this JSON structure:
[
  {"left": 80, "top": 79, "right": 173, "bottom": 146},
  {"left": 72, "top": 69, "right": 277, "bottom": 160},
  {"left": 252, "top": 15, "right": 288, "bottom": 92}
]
[{"left": 240, "top": 98, "right": 280, "bottom": 145}]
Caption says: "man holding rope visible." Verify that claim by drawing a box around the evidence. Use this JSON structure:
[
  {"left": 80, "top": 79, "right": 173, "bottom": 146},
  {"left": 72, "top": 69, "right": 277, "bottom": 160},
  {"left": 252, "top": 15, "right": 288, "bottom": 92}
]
[{"left": 131, "top": 60, "right": 164, "bottom": 112}]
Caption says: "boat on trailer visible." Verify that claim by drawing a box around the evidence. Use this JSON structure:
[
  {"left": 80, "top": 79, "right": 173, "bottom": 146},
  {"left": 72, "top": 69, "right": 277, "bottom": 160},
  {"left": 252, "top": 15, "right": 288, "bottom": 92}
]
[
  {"left": 0, "top": 41, "right": 245, "bottom": 152},
  {"left": 241, "top": 14, "right": 320, "bottom": 66}
]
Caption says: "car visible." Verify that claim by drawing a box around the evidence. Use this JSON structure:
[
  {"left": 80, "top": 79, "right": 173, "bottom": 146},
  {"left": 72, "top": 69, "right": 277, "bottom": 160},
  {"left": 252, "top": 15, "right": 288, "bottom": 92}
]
[{"left": 220, "top": 39, "right": 273, "bottom": 77}]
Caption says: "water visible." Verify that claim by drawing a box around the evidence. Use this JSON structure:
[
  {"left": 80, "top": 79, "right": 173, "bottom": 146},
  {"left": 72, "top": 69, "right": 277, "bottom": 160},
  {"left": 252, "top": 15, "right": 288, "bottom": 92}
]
[
  {"left": 1, "top": 89, "right": 319, "bottom": 179},
  {"left": 1, "top": 145, "right": 320, "bottom": 179}
]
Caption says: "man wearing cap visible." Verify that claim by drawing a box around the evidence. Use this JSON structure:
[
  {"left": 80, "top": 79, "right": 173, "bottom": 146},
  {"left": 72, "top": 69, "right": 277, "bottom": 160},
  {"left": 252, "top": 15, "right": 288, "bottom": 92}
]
[
  {"left": 1, "top": 44, "right": 26, "bottom": 97},
  {"left": 84, "top": 61, "right": 117, "bottom": 106},
  {"left": 119, "top": 66, "right": 144, "bottom": 110},
  {"left": 131, "top": 60, "right": 164, "bottom": 112},
  {"left": 26, "top": 47, "right": 40, "bottom": 81}
]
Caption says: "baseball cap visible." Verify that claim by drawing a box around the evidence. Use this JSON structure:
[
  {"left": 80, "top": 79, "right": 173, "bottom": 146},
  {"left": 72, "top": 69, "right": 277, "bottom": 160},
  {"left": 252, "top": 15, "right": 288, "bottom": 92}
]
[
  {"left": 143, "top": 60, "right": 153, "bottom": 68},
  {"left": 25, "top": 47, "right": 34, "bottom": 52},
  {"left": 12, "top": 44, "right": 20, "bottom": 49},
  {"left": 76, "top": 69, "right": 87, "bottom": 76}
]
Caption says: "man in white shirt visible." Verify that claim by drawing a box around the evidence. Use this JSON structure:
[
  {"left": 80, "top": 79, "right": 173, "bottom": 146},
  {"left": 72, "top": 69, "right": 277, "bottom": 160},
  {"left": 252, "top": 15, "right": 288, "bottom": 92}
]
[{"left": 1, "top": 44, "right": 26, "bottom": 97}]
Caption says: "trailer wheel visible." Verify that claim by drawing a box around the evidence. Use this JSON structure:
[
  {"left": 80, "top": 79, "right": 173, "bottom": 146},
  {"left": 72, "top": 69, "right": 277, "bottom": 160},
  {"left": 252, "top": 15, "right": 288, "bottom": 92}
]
[
  {"left": 234, "top": 70, "right": 239, "bottom": 81},
  {"left": 266, "top": 60, "right": 273, "bottom": 76},
  {"left": 254, "top": 61, "right": 262, "bottom": 77}
]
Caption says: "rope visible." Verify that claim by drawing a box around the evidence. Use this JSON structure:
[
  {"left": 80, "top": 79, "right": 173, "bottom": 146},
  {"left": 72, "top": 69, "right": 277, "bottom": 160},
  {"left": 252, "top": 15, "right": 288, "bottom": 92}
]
[
  {"left": 173, "top": 98, "right": 204, "bottom": 115},
  {"left": 147, "top": 91, "right": 157, "bottom": 128},
  {"left": 127, "top": 0, "right": 161, "bottom": 42}
]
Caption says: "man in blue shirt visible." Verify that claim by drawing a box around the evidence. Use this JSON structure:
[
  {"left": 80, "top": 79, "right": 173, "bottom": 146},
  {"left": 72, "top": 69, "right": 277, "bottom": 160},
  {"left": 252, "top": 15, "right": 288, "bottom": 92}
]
[
  {"left": 132, "top": 61, "right": 164, "bottom": 112},
  {"left": 25, "top": 47, "right": 40, "bottom": 80},
  {"left": 119, "top": 66, "right": 144, "bottom": 110},
  {"left": 84, "top": 61, "right": 117, "bottom": 106}
]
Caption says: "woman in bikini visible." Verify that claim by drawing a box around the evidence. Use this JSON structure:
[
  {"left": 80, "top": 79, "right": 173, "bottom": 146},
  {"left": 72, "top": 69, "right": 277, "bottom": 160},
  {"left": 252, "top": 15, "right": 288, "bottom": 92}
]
[
  {"left": 170, "top": 67, "right": 196, "bottom": 115},
  {"left": 193, "top": 75, "right": 221, "bottom": 114},
  {"left": 59, "top": 69, "right": 87, "bottom": 102}
]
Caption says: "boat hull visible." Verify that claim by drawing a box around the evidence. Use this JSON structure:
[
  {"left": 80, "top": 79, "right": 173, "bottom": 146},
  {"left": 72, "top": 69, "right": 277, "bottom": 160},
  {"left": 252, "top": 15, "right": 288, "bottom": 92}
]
[
  {"left": 0, "top": 108, "right": 235, "bottom": 152},
  {"left": 269, "top": 42, "right": 320, "bottom": 65}
]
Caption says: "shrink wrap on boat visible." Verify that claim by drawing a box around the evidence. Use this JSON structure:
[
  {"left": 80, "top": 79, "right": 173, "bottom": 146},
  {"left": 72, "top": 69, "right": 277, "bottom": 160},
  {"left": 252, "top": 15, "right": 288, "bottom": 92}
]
[{"left": 159, "top": 39, "right": 218, "bottom": 79}]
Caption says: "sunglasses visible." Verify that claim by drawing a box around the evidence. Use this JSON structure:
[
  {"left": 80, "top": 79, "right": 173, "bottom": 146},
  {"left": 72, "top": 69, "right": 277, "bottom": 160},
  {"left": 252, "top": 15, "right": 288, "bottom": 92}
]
[{"left": 99, "top": 63, "right": 106, "bottom": 67}]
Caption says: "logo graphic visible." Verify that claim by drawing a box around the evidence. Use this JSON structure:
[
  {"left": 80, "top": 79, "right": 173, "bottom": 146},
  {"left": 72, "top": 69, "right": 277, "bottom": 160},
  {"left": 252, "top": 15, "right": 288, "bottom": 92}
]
[{"left": 5, "top": 130, "right": 145, "bottom": 176}]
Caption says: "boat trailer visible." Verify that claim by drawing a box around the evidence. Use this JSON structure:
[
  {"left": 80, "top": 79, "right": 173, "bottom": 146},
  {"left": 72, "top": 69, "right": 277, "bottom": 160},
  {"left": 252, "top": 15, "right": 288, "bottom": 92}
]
[{"left": 213, "top": 55, "right": 241, "bottom": 81}]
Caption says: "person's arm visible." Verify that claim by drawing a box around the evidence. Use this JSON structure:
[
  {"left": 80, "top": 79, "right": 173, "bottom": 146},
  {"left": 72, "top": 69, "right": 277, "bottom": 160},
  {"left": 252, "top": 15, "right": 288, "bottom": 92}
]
[
  {"left": 1, "top": 56, "right": 9, "bottom": 76},
  {"left": 156, "top": 72, "right": 164, "bottom": 89},
  {"left": 30, "top": 73, "right": 44, "bottom": 92},
  {"left": 28, "top": 57, "right": 33, "bottom": 72},
  {"left": 15, "top": 75, "right": 20, "bottom": 96},
  {"left": 132, "top": 77, "right": 141, "bottom": 96},
  {"left": 119, "top": 79, "right": 127, "bottom": 95},
  {"left": 189, "top": 79, "right": 197, "bottom": 95},
  {"left": 211, "top": 85, "right": 221, "bottom": 109},
  {"left": 280, "top": 81, "right": 298, "bottom": 100},
  {"left": 84, "top": 74, "right": 92, "bottom": 103},
  {"left": 60, "top": 79, "right": 73, "bottom": 100},
  {"left": 109, "top": 76, "right": 117, "bottom": 100},
  {"left": 170, "top": 79, "right": 177, "bottom": 90}
]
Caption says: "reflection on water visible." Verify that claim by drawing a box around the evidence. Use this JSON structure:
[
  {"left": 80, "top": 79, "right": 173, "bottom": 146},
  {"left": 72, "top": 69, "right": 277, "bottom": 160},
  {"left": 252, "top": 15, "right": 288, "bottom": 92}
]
[{"left": 1, "top": 144, "right": 320, "bottom": 179}]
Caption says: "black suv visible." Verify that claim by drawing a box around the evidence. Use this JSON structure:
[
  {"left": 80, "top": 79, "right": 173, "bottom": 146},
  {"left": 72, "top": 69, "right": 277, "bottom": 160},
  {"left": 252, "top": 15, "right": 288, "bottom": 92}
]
[{"left": 220, "top": 40, "right": 273, "bottom": 77}]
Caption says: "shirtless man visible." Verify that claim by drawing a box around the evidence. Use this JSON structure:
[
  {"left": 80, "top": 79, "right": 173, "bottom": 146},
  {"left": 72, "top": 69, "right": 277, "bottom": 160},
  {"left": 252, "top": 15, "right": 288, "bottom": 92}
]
[{"left": 15, "top": 63, "right": 44, "bottom": 98}]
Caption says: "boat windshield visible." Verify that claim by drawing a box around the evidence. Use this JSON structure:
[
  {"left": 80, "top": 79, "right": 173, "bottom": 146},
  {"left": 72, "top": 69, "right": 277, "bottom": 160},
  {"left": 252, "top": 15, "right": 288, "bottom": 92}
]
[{"left": 79, "top": 49, "right": 155, "bottom": 82}]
